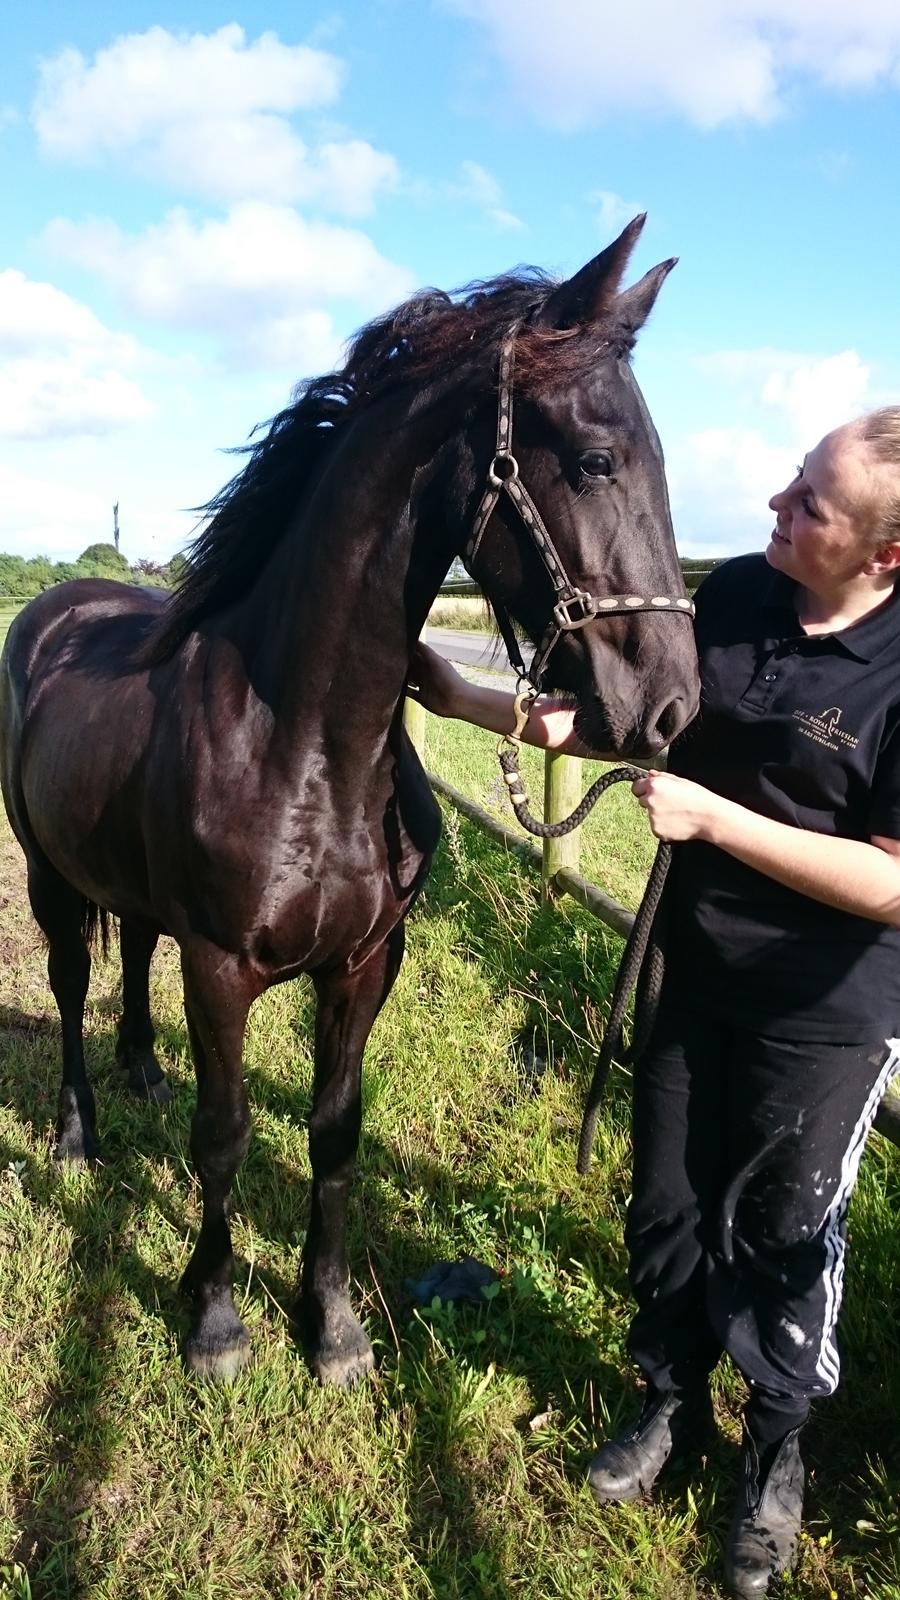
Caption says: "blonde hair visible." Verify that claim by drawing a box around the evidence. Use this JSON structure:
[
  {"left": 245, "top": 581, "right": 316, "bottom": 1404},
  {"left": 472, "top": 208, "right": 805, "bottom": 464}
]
[{"left": 855, "top": 407, "right": 900, "bottom": 548}]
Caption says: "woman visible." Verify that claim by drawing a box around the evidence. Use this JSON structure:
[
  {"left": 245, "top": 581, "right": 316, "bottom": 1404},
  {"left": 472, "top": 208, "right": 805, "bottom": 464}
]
[{"left": 409, "top": 409, "right": 900, "bottom": 1599}]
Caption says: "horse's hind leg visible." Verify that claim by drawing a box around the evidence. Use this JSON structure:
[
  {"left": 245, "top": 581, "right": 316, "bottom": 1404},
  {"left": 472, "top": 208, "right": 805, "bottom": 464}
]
[
  {"left": 26, "top": 860, "right": 97, "bottom": 1164},
  {"left": 299, "top": 925, "right": 405, "bottom": 1386},
  {"left": 116, "top": 917, "right": 170, "bottom": 1104},
  {"left": 179, "top": 946, "right": 255, "bottom": 1380}
]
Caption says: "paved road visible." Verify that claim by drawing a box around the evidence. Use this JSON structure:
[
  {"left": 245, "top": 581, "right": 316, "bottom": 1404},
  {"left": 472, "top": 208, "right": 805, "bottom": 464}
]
[{"left": 426, "top": 627, "right": 526, "bottom": 679}]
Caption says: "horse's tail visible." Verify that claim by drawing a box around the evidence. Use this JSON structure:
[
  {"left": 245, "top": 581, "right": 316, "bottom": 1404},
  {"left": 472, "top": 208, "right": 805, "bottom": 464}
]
[{"left": 81, "top": 899, "right": 112, "bottom": 960}]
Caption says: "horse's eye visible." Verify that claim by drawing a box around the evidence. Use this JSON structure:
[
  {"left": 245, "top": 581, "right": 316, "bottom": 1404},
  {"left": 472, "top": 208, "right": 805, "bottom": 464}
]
[{"left": 579, "top": 450, "right": 615, "bottom": 479}]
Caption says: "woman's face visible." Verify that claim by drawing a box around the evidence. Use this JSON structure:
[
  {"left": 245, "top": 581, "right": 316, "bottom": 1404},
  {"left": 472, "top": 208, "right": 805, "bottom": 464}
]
[{"left": 766, "top": 427, "right": 885, "bottom": 592}]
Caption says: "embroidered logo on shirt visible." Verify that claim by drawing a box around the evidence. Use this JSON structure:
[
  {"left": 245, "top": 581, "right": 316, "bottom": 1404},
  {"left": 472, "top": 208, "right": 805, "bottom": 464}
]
[{"left": 793, "top": 705, "right": 859, "bottom": 752}]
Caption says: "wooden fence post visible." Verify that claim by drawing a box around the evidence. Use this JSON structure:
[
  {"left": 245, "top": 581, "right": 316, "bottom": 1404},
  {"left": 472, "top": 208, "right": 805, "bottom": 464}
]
[
  {"left": 403, "top": 625, "right": 427, "bottom": 757},
  {"left": 541, "top": 751, "right": 582, "bottom": 901}
]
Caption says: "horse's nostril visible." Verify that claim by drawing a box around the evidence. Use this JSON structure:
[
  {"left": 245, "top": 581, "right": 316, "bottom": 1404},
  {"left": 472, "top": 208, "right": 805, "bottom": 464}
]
[{"left": 654, "top": 693, "right": 697, "bottom": 747}]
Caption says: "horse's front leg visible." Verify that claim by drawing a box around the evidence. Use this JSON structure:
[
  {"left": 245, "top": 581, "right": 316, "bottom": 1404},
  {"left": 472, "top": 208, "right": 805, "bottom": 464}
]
[
  {"left": 179, "top": 943, "right": 257, "bottom": 1381},
  {"left": 299, "top": 925, "right": 405, "bottom": 1386}
]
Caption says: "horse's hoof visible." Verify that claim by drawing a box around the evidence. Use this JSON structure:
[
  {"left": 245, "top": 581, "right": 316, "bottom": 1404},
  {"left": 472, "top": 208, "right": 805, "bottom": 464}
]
[
  {"left": 310, "top": 1331, "right": 376, "bottom": 1388},
  {"left": 184, "top": 1329, "right": 252, "bottom": 1383},
  {"left": 312, "top": 1337, "right": 374, "bottom": 1388},
  {"left": 53, "top": 1128, "right": 100, "bottom": 1166},
  {"left": 135, "top": 1074, "right": 171, "bottom": 1106},
  {"left": 118, "top": 1051, "right": 171, "bottom": 1104},
  {"left": 296, "top": 1290, "right": 376, "bottom": 1387}
]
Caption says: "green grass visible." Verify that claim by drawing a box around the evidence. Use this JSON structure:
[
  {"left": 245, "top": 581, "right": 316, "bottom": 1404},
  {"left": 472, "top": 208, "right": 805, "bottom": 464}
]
[{"left": 0, "top": 744, "right": 898, "bottom": 1596}]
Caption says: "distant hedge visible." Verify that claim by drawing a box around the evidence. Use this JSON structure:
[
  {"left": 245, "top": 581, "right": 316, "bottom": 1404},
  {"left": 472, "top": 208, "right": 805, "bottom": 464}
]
[
  {"left": 0, "top": 551, "right": 719, "bottom": 603},
  {"left": 0, "top": 551, "right": 183, "bottom": 599}
]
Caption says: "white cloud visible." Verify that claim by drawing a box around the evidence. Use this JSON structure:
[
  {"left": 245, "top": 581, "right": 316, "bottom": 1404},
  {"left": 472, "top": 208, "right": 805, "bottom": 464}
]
[
  {"left": 396, "top": 158, "right": 523, "bottom": 231},
  {"left": 0, "top": 462, "right": 187, "bottom": 561},
  {"left": 447, "top": 161, "right": 524, "bottom": 231},
  {"left": 697, "top": 348, "right": 874, "bottom": 443},
  {"left": 312, "top": 141, "right": 399, "bottom": 217},
  {"left": 590, "top": 189, "right": 645, "bottom": 238},
  {"left": 34, "top": 24, "right": 340, "bottom": 152},
  {"left": 43, "top": 203, "right": 414, "bottom": 372},
  {"left": 0, "top": 362, "right": 151, "bottom": 442},
  {"left": 456, "top": 161, "right": 501, "bottom": 208},
  {"left": 0, "top": 270, "right": 151, "bottom": 439},
  {"left": 668, "top": 345, "right": 880, "bottom": 552},
  {"left": 406, "top": 161, "right": 520, "bottom": 228},
  {"left": 446, "top": 0, "right": 900, "bottom": 128},
  {"left": 489, "top": 209, "right": 525, "bottom": 232},
  {"left": 32, "top": 25, "right": 397, "bottom": 215},
  {"left": 669, "top": 427, "right": 795, "bottom": 554},
  {"left": 234, "top": 310, "right": 343, "bottom": 375}
]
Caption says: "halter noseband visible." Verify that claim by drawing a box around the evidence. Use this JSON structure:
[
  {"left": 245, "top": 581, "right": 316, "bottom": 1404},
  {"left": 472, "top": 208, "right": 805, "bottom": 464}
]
[{"left": 462, "top": 324, "right": 694, "bottom": 693}]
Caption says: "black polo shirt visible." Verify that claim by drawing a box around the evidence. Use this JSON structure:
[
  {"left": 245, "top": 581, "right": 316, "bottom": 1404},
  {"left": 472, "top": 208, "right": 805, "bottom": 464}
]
[{"left": 666, "top": 553, "right": 900, "bottom": 1040}]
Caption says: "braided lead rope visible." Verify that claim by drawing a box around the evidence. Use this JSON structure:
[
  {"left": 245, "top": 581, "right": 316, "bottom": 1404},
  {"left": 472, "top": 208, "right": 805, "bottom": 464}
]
[
  {"left": 498, "top": 748, "right": 643, "bottom": 837},
  {"left": 575, "top": 846, "right": 669, "bottom": 1174},
  {"left": 497, "top": 743, "right": 671, "bottom": 1173}
]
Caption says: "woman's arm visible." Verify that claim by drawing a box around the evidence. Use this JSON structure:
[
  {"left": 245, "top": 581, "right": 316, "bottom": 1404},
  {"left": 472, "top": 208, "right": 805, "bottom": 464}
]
[
  {"left": 632, "top": 770, "right": 900, "bottom": 927},
  {"left": 407, "top": 643, "right": 593, "bottom": 754}
]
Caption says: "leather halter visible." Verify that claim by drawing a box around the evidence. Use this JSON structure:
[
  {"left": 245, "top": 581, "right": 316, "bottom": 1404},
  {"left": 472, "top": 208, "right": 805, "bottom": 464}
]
[{"left": 462, "top": 324, "right": 694, "bottom": 691}]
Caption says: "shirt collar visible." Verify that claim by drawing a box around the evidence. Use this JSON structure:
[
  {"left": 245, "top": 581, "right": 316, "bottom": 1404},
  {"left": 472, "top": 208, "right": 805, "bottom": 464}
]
[{"left": 761, "top": 566, "right": 900, "bottom": 663}]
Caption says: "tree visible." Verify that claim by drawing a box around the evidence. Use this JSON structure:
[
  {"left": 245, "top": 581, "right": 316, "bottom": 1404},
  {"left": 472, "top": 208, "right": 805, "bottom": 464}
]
[
  {"left": 77, "top": 542, "right": 129, "bottom": 571},
  {"left": 0, "top": 555, "right": 57, "bottom": 596},
  {"left": 133, "top": 557, "right": 169, "bottom": 584}
]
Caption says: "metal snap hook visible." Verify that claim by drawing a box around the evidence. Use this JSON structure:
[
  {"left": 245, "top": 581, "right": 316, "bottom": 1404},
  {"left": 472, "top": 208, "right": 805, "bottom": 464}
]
[{"left": 498, "top": 681, "right": 538, "bottom": 750}]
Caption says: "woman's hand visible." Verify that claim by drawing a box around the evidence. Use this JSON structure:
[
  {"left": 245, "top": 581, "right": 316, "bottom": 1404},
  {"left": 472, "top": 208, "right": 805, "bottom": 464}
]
[
  {"left": 406, "top": 642, "right": 469, "bottom": 718},
  {"left": 631, "top": 769, "right": 727, "bottom": 842}
]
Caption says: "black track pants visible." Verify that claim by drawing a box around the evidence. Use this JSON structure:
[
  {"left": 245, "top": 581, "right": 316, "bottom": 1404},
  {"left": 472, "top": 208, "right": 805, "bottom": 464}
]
[{"left": 625, "top": 1005, "right": 900, "bottom": 1407}]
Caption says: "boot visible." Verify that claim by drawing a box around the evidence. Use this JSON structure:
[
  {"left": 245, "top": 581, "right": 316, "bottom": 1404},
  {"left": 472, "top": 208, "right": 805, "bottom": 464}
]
[
  {"left": 724, "top": 1425, "right": 805, "bottom": 1598},
  {"left": 588, "top": 1386, "right": 714, "bottom": 1502}
]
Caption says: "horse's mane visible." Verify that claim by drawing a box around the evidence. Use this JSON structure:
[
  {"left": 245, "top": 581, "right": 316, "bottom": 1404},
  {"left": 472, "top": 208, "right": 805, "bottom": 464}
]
[{"left": 138, "top": 268, "right": 608, "bottom": 664}]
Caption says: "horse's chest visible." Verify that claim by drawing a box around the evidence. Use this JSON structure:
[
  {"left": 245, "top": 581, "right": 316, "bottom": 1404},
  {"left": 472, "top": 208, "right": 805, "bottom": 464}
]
[
  {"left": 189, "top": 803, "right": 423, "bottom": 974},
  {"left": 244, "top": 850, "right": 404, "bottom": 978}
]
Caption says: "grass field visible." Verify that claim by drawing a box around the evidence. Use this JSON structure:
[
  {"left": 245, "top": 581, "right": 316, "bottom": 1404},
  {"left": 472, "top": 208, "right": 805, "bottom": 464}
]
[
  {"left": 0, "top": 632, "right": 898, "bottom": 1598},
  {"left": 426, "top": 597, "right": 488, "bottom": 632}
]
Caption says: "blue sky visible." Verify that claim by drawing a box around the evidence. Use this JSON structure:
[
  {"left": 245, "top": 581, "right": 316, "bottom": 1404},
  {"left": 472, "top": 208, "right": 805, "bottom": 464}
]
[{"left": 2, "top": 2, "right": 900, "bottom": 562}]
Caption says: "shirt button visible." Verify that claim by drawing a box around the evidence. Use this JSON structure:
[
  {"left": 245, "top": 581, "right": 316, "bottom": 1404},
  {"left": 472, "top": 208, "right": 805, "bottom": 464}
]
[{"left": 763, "top": 672, "right": 777, "bottom": 681}]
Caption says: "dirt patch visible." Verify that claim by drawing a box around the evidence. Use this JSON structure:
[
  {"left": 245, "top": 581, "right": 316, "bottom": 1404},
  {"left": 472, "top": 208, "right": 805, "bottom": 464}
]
[{"left": 0, "top": 829, "right": 28, "bottom": 899}]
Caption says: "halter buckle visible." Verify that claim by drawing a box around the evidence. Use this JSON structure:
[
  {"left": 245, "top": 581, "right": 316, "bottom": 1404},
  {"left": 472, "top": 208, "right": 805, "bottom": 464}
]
[
  {"left": 553, "top": 589, "right": 596, "bottom": 630},
  {"left": 487, "top": 450, "right": 519, "bottom": 488}
]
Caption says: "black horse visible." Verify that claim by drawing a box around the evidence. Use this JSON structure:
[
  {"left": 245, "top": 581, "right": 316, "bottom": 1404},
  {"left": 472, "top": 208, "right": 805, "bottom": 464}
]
[{"left": 0, "top": 217, "right": 698, "bottom": 1384}]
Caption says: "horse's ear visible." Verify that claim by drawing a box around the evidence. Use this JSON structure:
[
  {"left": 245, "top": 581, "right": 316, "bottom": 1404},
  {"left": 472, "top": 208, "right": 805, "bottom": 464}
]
[
  {"left": 611, "top": 258, "right": 678, "bottom": 347},
  {"left": 534, "top": 214, "right": 647, "bottom": 330}
]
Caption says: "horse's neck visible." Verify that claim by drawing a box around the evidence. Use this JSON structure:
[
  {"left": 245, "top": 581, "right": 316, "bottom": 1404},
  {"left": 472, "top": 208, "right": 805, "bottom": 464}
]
[{"left": 236, "top": 393, "right": 459, "bottom": 755}]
